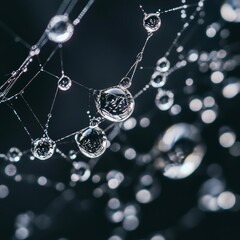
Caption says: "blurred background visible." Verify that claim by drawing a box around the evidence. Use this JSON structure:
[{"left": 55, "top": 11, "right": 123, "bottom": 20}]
[{"left": 0, "top": 0, "right": 240, "bottom": 239}]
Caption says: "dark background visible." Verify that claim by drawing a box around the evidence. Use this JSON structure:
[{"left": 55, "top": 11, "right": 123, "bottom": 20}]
[{"left": 0, "top": 0, "right": 240, "bottom": 239}]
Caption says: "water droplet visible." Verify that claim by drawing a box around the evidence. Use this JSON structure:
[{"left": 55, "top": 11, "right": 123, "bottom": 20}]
[
  {"left": 155, "top": 89, "right": 174, "bottom": 111},
  {"left": 71, "top": 162, "right": 91, "bottom": 182},
  {"left": 75, "top": 126, "right": 108, "bottom": 158},
  {"left": 143, "top": 13, "right": 161, "bottom": 33},
  {"left": 119, "top": 77, "right": 131, "bottom": 89},
  {"left": 152, "top": 123, "right": 206, "bottom": 179},
  {"left": 150, "top": 71, "right": 167, "bottom": 88},
  {"left": 221, "top": 0, "right": 240, "bottom": 22},
  {"left": 47, "top": 15, "right": 74, "bottom": 43},
  {"left": 58, "top": 75, "right": 72, "bottom": 91},
  {"left": 31, "top": 137, "right": 56, "bottom": 160},
  {"left": 156, "top": 57, "right": 170, "bottom": 73},
  {"left": 7, "top": 147, "right": 22, "bottom": 162},
  {"left": 94, "top": 87, "right": 135, "bottom": 122}
]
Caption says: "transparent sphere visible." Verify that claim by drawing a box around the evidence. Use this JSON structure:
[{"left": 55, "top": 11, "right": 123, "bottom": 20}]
[
  {"left": 221, "top": 0, "right": 240, "bottom": 22},
  {"left": 58, "top": 75, "right": 72, "bottom": 91},
  {"left": 7, "top": 147, "right": 22, "bottom": 162},
  {"left": 94, "top": 86, "right": 135, "bottom": 122},
  {"left": 150, "top": 71, "right": 167, "bottom": 88},
  {"left": 156, "top": 57, "right": 170, "bottom": 73},
  {"left": 155, "top": 89, "right": 174, "bottom": 111},
  {"left": 119, "top": 77, "right": 131, "bottom": 89},
  {"left": 47, "top": 15, "right": 74, "bottom": 43},
  {"left": 152, "top": 123, "right": 206, "bottom": 179},
  {"left": 71, "top": 162, "right": 91, "bottom": 182},
  {"left": 31, "top": 137, "right": 56, "bottom": 160},
  {"left": 143, "top": 13, "right": 161, "bottom": 33},
  {"left": 75, "top": 126, "right": 108, "bottom": 158}
]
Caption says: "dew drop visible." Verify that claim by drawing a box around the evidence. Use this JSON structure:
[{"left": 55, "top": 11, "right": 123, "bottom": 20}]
[
  {"left": 47, "top": 15, "right": 74, "bottom": 43},
  {"left": 152, "top": 123, "right": 206, "bottom": 179},
  {"left": 155, "top": 89, "right": 174, "bottom": 111},
  {"left": 31, "top": 137, "right": 56, "bottom": 160},
  {"left": 94, "top": 86, "right": 135, "bottom": 122},
  {"left": 75, "top": 126, "right": 108, "bottom": 158},
  {"left": 143, "top": 13, "right": 161, "bottom": 33},
  {"left": 58, "top": 75, "right": 72, "bottom": 91}
]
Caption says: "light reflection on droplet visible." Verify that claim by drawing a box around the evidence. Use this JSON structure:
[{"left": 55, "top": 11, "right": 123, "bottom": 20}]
[
  {"left": 170, "top": 104, "right": 181, "bottom": 115},
  {"left": 122, "top": 117, "right": 137, "bottom": 131},
  {"left": 0, "top": 185, "right": 9, "bottom": 198},
  {"left": 189, "top": 98, "right": 203, "bottom": 112},
  {"left": 122, "top": 215, "right": 139, "bottom": 231},
  {"left": 15, "top": 227, "right": 29, "bottom": 240},
  {"left": 229, "top": 142, "right": 240, "bottom": 157},
  {"left": 5, "top": 164, "right": 17, "bottom": 176},
  {"left": 219, "top": 127, "right": 236, "bottom": 148},
  {"left": 37, "top": 176, "right": 47, "bottom": 186},
  {"left": 222, "top": 78, "right": 240, "bottom": 98},
  {"left": 201, "top": 108, "right": 217, "bottom": 124},
  {"left": 139, "top": 117, "right": 150, "bottom": 128},
  {"left": 211, "top": 71, "right": 224, "bottom": 84},
  {"left": 106, "top": 170, "right": 124, "bottom": 189},
  {"left": 124, "top": 148, "right": 137, "bottom": 160},
  {"left": 188, "top": 50, "right": 199, "bottom": 62},
  {"left": 217, "top": 191, "right": 236, "bottom": 209}
]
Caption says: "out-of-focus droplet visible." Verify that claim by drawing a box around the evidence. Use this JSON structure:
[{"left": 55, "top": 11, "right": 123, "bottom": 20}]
[
  {"left": 7, "top": 147, "right": 22, "bottom": 162},
  {"left": 152, "top": 123, "right": 206, "bottom": 179},
  {"left": 150, "top": 71, "right": 167, "bottom": 88},
  {"left": 156, "top": 57, "right": 170, "bottom": 73},
  {"left": 221, "top": 0, "right": 240, "bottom": 22},
  {"left": 155, "top": 89, "right": 174, "bottom": 111},
  {"left": 71, "top": 161, "right": 91, "bottom": 182}
]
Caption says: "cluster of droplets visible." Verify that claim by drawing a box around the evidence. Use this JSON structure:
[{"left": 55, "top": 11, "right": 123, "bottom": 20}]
[{"left": 1, "top": 0, "right": 240, "bottom": 239}]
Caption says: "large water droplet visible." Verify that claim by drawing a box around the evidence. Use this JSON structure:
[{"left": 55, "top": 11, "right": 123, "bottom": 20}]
[
  {"left": 94, "top": 86, "right": 135, "bottom": 122},
  {"left": 31, "top": 137, "right": 56, "bottom": 160},
  {"left": 152, "top": 123, "right": 206, "bottom": 179},
  {"left": 75, "top": 126, "right": 108, "bottom": 158}
]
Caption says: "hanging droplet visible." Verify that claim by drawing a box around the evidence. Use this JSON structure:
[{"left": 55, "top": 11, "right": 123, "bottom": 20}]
[
  {"left": 47, "top": 15, "right": 74, "bottom": 43},
  {"left": 7, "top": 147, "right": 22, "bottom": 162},
  {"left": 75, "top": 126, "right": 108, "bottom": 158},
  {"left": 71, "top": 162, "right": 91, "bottom": 182},
  {"left": 94, "top": 86, "right": 135, "bottom": 122},
  {"left": 143, "top": 13, "right": 161, "bottom": 33},
  {"left": 31, "top": 137, "right": 56, "bottom": 160},
  {"left": 156, "top": 57, "right": 170, "bottom": 73},
  {"left": 150, "top": 71, "right": 167, "bottom": 88},
  {"left": 152, "top": 123, "right": 206, "bottom": 179},
  {"left": 119, "top": 77, "right": 132, "bottom": 89},
  {"left": 58, "top": 75, "right": 72, "bottom": 91},
  {"left": 155, "top": 89, "right": 174, "bottom": 111}
]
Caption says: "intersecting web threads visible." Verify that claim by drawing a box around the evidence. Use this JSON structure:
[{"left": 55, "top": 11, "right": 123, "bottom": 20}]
[{"left": 0, "top": 0, "right": 240, "bottom": 239}]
